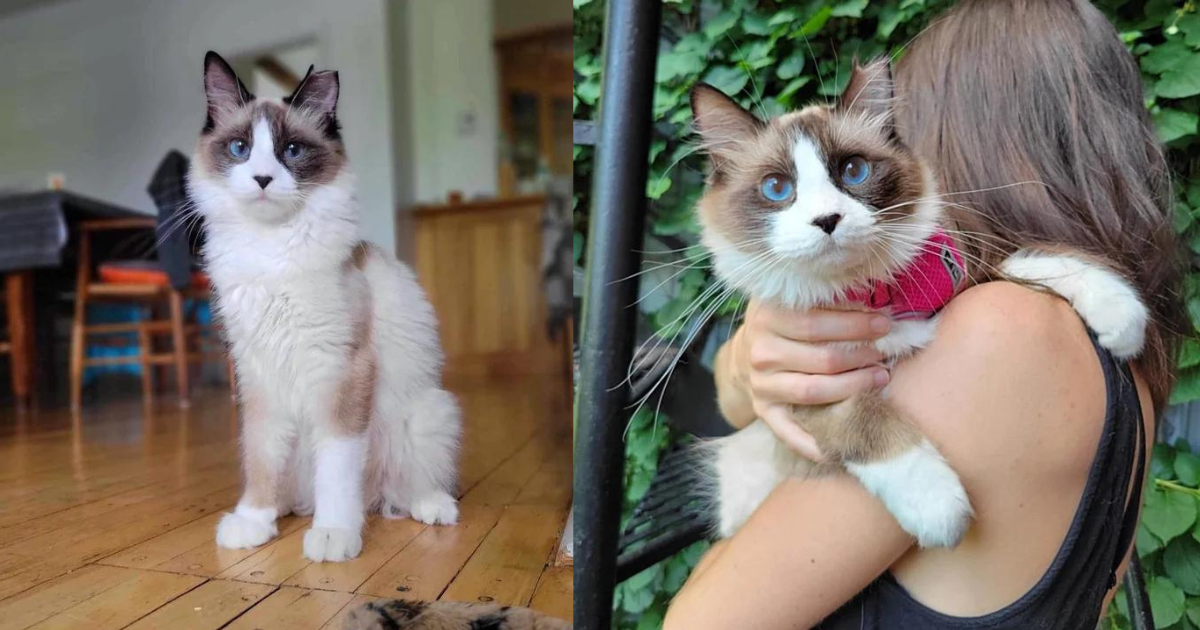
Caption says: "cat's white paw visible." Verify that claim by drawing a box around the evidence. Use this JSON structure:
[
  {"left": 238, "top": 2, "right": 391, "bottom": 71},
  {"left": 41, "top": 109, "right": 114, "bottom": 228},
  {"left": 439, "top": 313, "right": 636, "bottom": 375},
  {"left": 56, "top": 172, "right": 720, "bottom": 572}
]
[
  {"left": 216, "top": 511, "right": 277, "bottom": 549},
  {"left": 873, "top": 319, "right": 937, "bottom": 357},
  {"left": 1002, "top": 253, "right": 1147, "bottom": 359},
  {"left": 408, "top": 492, "right": 459, "bottom": 525},
  {"left": 303, "top": 527, "right": 363, "bottom": 562},
  {"left": 1074, "top": 283, "right": 1148, "bottom": 360},
  {"left": 846, "top": 441, "right": 972, "bottom": 548}
]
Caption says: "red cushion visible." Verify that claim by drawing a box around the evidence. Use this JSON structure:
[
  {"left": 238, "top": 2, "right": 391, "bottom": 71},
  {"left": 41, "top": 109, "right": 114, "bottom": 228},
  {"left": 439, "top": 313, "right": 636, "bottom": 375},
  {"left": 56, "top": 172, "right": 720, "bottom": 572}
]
[{"left": 98, "top": 260, "right": 209, "bottom": 289}]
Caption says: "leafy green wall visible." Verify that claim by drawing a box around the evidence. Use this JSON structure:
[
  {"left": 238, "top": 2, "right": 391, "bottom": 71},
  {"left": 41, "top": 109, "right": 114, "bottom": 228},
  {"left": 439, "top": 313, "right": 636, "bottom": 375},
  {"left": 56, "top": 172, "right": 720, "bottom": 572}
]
[{"left": 572, "top": 1, "right": 1200, "bottom": 628}]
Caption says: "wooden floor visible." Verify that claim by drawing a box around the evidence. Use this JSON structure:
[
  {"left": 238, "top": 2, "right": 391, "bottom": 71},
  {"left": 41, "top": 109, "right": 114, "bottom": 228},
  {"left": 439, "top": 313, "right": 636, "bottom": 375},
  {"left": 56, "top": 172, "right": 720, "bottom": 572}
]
[{"left": 0, "top": 375, "right": 573, "bottom": 629}]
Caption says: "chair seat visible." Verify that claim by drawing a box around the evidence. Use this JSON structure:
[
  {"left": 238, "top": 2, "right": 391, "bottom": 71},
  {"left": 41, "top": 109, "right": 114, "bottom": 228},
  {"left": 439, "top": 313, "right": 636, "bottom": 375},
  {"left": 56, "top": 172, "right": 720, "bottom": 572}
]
[{"left": 98, "top": 260, "right": 210, "bottom": 290}]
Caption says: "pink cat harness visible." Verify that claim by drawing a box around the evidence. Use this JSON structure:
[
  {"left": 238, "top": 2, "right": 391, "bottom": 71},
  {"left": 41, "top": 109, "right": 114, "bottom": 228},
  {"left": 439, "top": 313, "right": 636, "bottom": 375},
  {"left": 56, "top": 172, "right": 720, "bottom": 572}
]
[{"left": 841, "top": 229, "right": 967, "bottom": 320}]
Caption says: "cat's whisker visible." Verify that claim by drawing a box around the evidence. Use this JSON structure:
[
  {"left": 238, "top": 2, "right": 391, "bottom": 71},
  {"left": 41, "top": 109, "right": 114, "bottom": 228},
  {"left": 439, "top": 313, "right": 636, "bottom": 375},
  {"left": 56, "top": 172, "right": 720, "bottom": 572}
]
[
  {"left": 624, "top": 248, "right": 774, "bottom": 383},
  {"left": 623, "top": 246, "right": 776, "bottom": 390},
  {"left": 723, "top": 34, "right": 769, "bottom": 121},
  {"left": 631, "top": 258, "right": 714, "bottom": 307},
  {"left": 630, "top": 252, "right": 783, "bottom": 432}
]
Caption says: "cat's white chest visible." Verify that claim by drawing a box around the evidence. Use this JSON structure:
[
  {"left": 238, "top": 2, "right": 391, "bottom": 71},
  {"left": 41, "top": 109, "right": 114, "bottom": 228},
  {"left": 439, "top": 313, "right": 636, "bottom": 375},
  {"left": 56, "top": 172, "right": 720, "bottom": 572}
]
[{"left": 216, "top": 271, "right": 360, "bottom": 407}]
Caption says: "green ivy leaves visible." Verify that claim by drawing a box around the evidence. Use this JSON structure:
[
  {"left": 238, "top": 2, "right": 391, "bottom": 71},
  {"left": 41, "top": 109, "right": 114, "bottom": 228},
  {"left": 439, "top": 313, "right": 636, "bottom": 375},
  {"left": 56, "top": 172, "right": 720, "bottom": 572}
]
[
  {"left": 1146, "top": 487, "right": 1198, "bottom": 542},
  {"left": 1165, "top": 537, "right": 1200, "bottom": 595},
  {"left": 1151, "top": 575, "right": 1187, "bottom": 627},
  {"left": 1111, "top": 442, "right": 1200, "bottom": 630},
  {"left": 1155, "top": 108, "right": 1199, "bottom": 143}
]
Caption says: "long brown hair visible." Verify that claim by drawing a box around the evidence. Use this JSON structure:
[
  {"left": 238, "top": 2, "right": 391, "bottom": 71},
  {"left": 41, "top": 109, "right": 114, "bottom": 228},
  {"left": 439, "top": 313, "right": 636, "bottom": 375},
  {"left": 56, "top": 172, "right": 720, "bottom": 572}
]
[{"left": 894, "top": 0, "right": 1185, "bottom": 410}]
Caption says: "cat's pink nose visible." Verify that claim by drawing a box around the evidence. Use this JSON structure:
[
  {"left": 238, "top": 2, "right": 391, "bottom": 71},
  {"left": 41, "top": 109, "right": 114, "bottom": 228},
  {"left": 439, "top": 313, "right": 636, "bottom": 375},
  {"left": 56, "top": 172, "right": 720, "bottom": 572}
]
[
  {"left": 253, "top": 175, "right": 273, "bottom": 190},
  {"left": 812, "top": 213, "right": 842, "bottom": 234}
]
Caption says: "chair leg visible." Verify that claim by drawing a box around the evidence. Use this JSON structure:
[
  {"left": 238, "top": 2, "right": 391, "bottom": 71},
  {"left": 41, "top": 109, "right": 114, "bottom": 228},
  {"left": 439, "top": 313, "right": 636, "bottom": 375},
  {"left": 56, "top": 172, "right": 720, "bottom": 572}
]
[
  {"left": 69, "top": 303, "right": 86, "bottom": 412},
  {"left": 5, "top": 272, "right": 36, "bottom": 409},
  {"left": 227, "top": 354, "right": 238, "bottom": 401},
  {"left": 168, "top": 290, "right": 189, "bottom": 407},
  {"left": 138, "top": 321, "right": 153, "bottom": 407}
]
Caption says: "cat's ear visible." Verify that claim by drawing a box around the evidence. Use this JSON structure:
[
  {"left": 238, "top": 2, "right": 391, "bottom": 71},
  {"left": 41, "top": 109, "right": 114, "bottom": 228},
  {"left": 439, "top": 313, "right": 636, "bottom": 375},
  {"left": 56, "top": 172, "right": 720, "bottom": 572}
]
[
  {"left": 203, "top": 51, "right": 254, "bottom": 132},
  {"left": 690, "top": 83, "right": 764, "bottom": 159},
  {"left": 839, "top": 58, "right": 894, "bottom": 128},
  {"left": 285, "top": 67, "right": 339, "bottom": 116}
]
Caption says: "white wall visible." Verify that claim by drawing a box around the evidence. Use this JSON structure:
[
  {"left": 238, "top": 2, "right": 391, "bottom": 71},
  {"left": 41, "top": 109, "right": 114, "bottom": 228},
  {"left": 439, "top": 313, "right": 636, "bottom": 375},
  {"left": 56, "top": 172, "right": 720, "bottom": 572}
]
[
  {"left": 388, "top": 0, "right": 417, "bottom": 262},
  {"left": 0, "top": 0, "right": 398, "bottom": 254},
  {"left": 403, "top": 0, "right": 499, "bottom": 204}
]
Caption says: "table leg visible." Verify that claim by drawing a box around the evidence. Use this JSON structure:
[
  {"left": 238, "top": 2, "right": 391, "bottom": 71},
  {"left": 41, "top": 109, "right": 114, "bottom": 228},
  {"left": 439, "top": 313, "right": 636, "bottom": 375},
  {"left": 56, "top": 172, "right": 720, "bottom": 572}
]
[{"left": 5, "top": 271, "right": 35, "bottom": 406}]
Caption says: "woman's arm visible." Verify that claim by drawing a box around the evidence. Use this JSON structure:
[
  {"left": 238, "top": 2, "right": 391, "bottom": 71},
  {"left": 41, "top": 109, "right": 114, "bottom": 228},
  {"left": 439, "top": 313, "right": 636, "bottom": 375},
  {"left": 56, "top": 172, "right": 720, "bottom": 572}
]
[
  {"left": 667, "top": 472, "right": 912, "bottom": 629},
  {"left": 667, "top": 283, "right": 1105, "bottom": 629}
]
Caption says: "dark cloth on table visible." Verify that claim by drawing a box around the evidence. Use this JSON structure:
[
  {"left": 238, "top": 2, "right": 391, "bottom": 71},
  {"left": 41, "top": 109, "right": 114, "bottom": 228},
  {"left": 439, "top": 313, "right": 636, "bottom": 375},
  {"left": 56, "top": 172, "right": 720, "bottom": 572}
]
[{"left": 147, "top": 150, "right": 204, "bottom": 291}]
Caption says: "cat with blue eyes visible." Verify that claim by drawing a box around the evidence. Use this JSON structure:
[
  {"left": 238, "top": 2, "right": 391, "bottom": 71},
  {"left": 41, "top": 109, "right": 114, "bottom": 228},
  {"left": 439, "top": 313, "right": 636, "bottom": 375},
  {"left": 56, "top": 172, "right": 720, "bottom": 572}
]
[
  {"left": 189, "top": 52, "right": 462, "bottom": 563},
  {"left": 690, "top": 59, "right": 1150, "bottom": 547}
]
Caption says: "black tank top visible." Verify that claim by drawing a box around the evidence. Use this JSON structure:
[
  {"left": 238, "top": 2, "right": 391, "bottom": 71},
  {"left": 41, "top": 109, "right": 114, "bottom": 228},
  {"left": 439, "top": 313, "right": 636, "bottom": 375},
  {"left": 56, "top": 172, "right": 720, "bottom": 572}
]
[{"left": 817, "top": 332, "right": 1147, "bottom": 630}]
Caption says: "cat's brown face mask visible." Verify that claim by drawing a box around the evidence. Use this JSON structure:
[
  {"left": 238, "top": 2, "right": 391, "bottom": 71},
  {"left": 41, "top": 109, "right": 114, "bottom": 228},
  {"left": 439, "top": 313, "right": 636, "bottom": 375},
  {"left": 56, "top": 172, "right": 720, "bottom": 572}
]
[
  {"left": 690, "top": 59, "right": 940, "bottom": 301},
  {"left": 191, "top": 51, "right": 347, "bottom": 224}
]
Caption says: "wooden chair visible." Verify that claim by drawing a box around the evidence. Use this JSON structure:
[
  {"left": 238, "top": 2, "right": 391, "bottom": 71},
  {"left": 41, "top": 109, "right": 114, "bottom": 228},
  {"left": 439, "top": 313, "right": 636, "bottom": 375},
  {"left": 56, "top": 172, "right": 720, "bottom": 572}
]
[
  {"left": 2, "top": 272, "right": 35, "bottom": 407},
  {"left": 69, "top": 217, "right": 228, "bottom": 410}
]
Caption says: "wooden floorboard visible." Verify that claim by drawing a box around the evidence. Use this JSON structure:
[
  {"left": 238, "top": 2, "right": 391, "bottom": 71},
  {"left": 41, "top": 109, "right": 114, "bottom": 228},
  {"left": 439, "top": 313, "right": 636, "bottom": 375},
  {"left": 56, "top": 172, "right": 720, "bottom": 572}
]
[{"left": 0, "top": 375, "right": 572, "bottom": 628}]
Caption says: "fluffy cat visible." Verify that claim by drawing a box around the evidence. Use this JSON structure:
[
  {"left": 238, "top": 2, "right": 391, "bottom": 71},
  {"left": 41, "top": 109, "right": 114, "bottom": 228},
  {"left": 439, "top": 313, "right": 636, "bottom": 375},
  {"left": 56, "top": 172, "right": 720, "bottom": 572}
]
[
  {"left": 343, "top": 600, "right": 571, "bottom": 630},
  {"left": 691, "top": 59, "right": 1148, "bottom": 547},
  {"left": 189, "top": 51, "right": 461, "bottom": 562}
]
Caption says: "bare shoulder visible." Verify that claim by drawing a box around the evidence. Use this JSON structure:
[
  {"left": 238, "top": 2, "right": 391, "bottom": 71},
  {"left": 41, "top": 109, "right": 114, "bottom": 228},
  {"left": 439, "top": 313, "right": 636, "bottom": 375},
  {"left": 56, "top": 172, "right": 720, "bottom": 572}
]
[
  {"left": 890, "top": 281, "right": 1106, "bottom": 480},
  {"left": 936, "top": 281, "right": 1088, "bottom": 359}
]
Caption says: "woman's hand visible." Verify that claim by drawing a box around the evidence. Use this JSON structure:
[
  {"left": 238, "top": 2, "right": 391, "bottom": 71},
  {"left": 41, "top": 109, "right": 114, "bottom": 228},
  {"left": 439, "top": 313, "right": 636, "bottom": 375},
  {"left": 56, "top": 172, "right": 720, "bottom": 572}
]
[{"left": 722, "top": 301, "right": 892, "bottom": 460}]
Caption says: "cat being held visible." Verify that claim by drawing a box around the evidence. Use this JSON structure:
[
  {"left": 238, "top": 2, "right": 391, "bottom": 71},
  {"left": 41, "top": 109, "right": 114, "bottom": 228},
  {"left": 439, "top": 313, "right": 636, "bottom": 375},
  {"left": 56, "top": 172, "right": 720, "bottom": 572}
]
[{"left": 692, "top": 59, "right": 1148, "bottom": 547}]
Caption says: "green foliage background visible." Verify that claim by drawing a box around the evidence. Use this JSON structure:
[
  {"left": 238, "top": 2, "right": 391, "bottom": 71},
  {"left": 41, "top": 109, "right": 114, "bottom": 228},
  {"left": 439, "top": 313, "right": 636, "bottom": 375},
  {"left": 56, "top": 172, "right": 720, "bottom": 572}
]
[{"left": 573, "top": 0, "right": 1200, "bottom": 628}]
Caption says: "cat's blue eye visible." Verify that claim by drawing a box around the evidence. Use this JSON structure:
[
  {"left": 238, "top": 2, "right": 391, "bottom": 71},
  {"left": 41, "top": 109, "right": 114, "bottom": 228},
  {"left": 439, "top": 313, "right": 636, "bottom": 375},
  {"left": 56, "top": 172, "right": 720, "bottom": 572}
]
[
  {"left": 840, "top": 156, "right": 871, "bottom": 186},
  {"left": 228, "top": 139, "right": 249, "bottom": 159},
  {"left": 760, "top": 175, "right": 794, "bottom": 202},
  {"left": 283, "top": 143, "right": 305, "bottom": 160}
]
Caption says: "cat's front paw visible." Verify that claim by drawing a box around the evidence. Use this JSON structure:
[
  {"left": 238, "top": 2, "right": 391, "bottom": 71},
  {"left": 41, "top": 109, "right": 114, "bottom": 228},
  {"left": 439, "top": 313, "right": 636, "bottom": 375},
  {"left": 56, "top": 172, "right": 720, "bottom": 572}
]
[
  {"left": 216, "top": 511, "right": 277, "bottom": 549},
  {"left": 1075, "top": 283, "right": 1148, "bottom": 359},
  {"left": 846, "top": 441, "right": 973, "bottom": 548},
  {"left": 409, "top": 492, "right": 459, "bottom": 525},
  {"left": 1002, "top": 253, "right": 1147, "bottom": 359},
  {"left": 303, "top": 527, "right": 363, "bottom": 562}
]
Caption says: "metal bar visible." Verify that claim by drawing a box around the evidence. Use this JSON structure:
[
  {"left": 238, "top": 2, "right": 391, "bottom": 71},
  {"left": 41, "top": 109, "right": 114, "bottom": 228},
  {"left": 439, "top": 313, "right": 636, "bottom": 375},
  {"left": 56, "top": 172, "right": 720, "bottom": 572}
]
[
  {"left": 573, "top": 0, "right": 662, "bottom": 626},
  {"left": 574, "top": 120, "right": 598, "bottom": 146},
  {"left": 615, "top": 519, "right": 710, "bottom": 583},
  {"left": 1124, "top": 554, "right": 1153, "bottom": 630}
]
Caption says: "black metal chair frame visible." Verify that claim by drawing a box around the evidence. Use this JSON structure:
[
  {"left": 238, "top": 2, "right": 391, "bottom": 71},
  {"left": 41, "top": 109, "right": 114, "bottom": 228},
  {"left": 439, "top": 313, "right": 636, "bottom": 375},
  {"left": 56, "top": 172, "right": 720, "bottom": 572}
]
[{"left": 573, "top": 1, "right": 1154, "bottom": 627}]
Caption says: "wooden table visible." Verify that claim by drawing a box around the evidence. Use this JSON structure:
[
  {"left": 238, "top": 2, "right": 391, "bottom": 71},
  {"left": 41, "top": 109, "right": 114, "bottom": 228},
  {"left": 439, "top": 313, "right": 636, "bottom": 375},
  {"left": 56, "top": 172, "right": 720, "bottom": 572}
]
[{"left": 0, "top": 191, "right": 146, "bottom": 406}]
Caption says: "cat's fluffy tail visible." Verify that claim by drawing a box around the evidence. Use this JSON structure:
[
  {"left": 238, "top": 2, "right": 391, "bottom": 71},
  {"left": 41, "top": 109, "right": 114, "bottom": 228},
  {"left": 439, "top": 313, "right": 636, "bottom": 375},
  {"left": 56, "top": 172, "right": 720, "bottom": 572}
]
[
  {"left": 360, "top": 247, "right": 462, "bottom": 525},
  {"left": 344, "top": 600, "right": 571, "bottom": 630}
]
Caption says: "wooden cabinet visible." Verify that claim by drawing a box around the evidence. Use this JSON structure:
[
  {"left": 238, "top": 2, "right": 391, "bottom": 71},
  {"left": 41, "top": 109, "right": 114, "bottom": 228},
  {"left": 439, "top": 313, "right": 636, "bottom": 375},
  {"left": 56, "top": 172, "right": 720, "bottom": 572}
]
[
  {"left": 413, "top": 195, "right": 558, "bottom": 377},
  {"left": 496, "top": 26, "right": 573, "bottom": 196}
]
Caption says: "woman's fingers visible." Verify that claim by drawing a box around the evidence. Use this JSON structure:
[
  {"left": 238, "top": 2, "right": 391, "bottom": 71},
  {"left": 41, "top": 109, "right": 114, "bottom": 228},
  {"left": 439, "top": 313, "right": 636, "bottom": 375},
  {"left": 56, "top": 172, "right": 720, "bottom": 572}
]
[
  {"left": 751, "top": 367, "right": 889, "bottom": 407},
  {"left": 747, "top": 338, "right": 885, "bottom": 375},
  {"left": 758, "top": 305, "right": 891, "bottom": 343},
  {"left": 759, "top": 404, "right": 824, "bottom": 462}
]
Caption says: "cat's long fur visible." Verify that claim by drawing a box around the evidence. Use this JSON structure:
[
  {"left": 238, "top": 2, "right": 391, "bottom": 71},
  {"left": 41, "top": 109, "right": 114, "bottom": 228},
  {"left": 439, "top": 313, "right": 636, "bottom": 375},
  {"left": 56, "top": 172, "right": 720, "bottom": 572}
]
[
  {"left": 343, "top": 600, "right": 571, "bottom": 630},
  {"left": 190, "top": 52, "right": 460, "bottom": 563},
  {"left": 692, "top": 59, "right": 1149, "bottom": 547}
]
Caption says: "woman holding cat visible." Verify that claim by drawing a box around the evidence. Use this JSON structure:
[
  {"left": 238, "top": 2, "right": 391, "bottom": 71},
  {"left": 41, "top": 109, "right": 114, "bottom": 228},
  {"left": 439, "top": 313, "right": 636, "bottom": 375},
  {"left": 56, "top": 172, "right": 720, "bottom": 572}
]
[{"left": 664, "top": 0, "right": 1180, "bottom": 628}]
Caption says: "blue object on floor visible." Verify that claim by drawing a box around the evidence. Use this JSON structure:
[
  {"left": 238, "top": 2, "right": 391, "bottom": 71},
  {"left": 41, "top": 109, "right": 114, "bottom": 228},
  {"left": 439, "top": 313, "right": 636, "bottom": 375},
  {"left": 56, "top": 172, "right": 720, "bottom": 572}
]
[{"left": 82, "top": 303, "right": 145, "bottom": 385}]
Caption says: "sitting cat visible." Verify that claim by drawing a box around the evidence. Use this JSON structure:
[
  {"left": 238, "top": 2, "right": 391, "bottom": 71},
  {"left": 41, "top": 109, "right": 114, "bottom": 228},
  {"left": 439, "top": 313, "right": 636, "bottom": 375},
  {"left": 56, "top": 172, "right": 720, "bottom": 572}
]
[
  {"left": 690, "top": 58, "right": 1148, "bottom": 547},
  {"left": 190, "top": 52, "right": 461, "bottom": 562}
]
